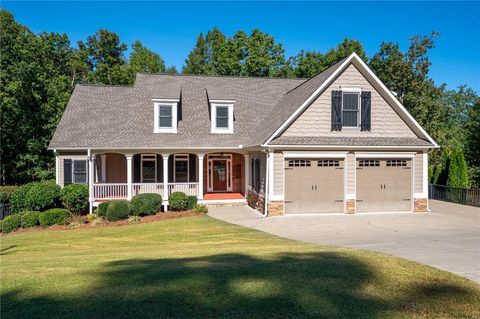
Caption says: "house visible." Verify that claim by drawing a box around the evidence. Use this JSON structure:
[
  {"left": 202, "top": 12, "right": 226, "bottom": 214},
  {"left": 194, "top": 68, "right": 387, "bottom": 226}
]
[{"left": 48, "top": 53, "right": 438, "bottom": 216}]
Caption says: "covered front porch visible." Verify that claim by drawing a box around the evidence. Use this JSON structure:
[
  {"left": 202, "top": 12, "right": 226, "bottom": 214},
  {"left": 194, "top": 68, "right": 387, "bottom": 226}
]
[{"left": 89, "top": 152, "right": 249, "bottom": 209}]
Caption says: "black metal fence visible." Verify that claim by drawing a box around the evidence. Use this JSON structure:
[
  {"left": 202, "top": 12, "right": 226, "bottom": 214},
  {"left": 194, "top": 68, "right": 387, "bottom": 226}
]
[
  {"left": 429, "top": 184, "right": 480, "bottom": 207},
  {"left": 0, "top": 203, "right": 12, "bottom": 220}
]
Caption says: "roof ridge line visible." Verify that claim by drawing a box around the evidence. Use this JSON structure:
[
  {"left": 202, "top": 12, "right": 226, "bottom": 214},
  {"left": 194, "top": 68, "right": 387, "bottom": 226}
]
[{"left": 136, "top": 72, "right": 308, "bottom": 81}]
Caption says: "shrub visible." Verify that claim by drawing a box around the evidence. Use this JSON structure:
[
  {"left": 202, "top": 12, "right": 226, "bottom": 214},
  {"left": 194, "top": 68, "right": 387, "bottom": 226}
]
[
  {"left": 61, "top": 184, "right": 89, "bottom": 214},
  {"left": 193, "top": 204, "right": 208, "bottom": 214},
  {"left": 106, "top": 200, "right": 130, "bottom": 221},
  {"left": 187, "top": 196, "right": 198, "bottom": 210},
  {"left": 0, "top": 186, "right": 20, "bottom": 204},
  {"left": 20, "top": 211, "right": 41, "bottom": 228},
  {"left": 1, "top": 214, "right": 22, "bottom": 233},
  {"left": 39, "top": 208, "right": 70, "bottom": 227},
  {"left": 97, "top": 202, "right": 110, "bottom": 217},
  {"left": 169, "top": 192, "right": 188, "bottom": 211},
  {"left": 129, "top": 193, "right": 162, "bottom": 216},
  {"left": 127, "top": 215, "right": 142, "bottom": 224},
  {"left": 11, "top": 181, "right": 61, "bottom": 213},
  {"left": 86, "top": 214, "right": 97, "bottom": 223}
]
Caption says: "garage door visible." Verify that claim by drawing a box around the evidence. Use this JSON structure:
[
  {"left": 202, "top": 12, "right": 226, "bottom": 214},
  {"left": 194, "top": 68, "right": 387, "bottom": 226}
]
[
  {"left": 285, "top": 159, "right": 344, "bottom": 214},
  {"left": 356, "top": 159, "right": 412, "bottom": 212}
]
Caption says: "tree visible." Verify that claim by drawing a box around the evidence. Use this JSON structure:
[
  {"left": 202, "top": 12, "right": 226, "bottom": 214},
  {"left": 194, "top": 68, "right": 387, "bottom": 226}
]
[
  {"left": 129, "top": 40, "right": 165, "bottom": 74},
  {"left": 447, "top": 149, "right": 468, "bottom": 188},
  {"left": 183, "top": 33, "right": 209, "bottom": 75}
]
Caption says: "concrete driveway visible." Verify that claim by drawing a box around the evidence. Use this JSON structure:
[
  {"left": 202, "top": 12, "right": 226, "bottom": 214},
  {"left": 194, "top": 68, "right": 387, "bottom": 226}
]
[{"left": 208, "top": 200, "right": 480, "bottom": 282}]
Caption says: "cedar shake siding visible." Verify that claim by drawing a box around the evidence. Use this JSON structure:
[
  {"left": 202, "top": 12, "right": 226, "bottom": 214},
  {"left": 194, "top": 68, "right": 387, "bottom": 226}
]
[{"left": 280, "top": 64, "right": 417, "bottom": 139}]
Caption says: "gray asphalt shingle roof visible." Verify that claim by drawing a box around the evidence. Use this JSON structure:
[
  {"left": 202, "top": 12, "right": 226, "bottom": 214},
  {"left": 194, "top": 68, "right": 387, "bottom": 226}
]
[{"left": 49, "top": 58, "right": 433, "bottom": 150}]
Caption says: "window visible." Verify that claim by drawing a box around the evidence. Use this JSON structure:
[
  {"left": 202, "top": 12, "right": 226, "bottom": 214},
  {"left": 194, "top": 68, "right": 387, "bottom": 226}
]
[
  {"left": 174, "top": 154, "right": 189, "bottom": 182},
  {"left": 211, "top": 102, "right": 234, "bottom": 133},
  {"left": 153, "top": 100, "right": 178, "bottom": 133},
  {"left": 342, "top": 92, "right": 360, "bottom": 127},
  {"left": 64, "top": 159, "right": 88, "bottom": 185},
  {"left": 317, "top": 160, "right": 339, "bottom": 167},
  {"left": 141, "top": 155, "right": 157, "bottom": 183},
  {"left": 251, "top": 158, "right": 262, "bottom": 192},
  {"left": 358, "top": 160, "right": 379, "bottom": 167},
  {"left": 386, "top": 160, "right": 407, "bottom": 167},
  {"left": 288, "top": 160, "right": 311, "bottom": 167}
]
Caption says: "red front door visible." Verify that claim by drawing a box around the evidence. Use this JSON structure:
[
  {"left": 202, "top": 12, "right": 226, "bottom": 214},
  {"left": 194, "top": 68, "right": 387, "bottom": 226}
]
[{"left": 213, "top": 160, "right": 227, "bottom": 191}]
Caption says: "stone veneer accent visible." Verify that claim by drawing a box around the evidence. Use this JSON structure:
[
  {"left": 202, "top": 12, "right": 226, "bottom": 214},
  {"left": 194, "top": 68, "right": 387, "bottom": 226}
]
[
  {"left": 414, "top": 198, "right": 428, "bottom": 212},
  {"left": 247, "top": 189, "right": 265, "bottom": 214},
  {"left": 267, "top": 201, "right": 284, "bottom": 216},
  {"left": 346, "top": 199, "right": 356, "bottom": 214}
]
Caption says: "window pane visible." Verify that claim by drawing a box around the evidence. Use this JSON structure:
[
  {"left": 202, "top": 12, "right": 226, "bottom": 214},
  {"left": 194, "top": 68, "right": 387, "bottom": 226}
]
[
  {"left": 142, "top": 161, "right": 156, "bottom": 182},
  {"left": 343, "top": 93, "right": 358, "bottom": 110},
  {"left": 73, "top": 160, "right": 87, "bottom": 184},
  {"left": 159, "top": 106, "right": 172, "bottom": 116},
  {"left": 216, "top": 117, "right": 228, "bottom": 128},
  {"left": 216, "top": 106, "right": 229, "bottom": 117},
  {"left": 343, "top": 111, "right": 358, "bottom": 127},
  {"left": 175, "top": 160, "right": 188, "bottom": 182},
  {"left": 159, "top": 116, "right": 172, "bottom": 128}
]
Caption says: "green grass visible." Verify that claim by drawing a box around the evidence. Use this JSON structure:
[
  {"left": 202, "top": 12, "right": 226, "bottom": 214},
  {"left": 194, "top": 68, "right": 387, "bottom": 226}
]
[{"left": 1, "top": 216, "right": 479, "bottom": 319}]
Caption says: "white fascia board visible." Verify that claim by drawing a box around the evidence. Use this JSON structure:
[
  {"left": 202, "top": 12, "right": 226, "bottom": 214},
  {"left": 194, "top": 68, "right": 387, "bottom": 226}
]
[
  {"left": 355, "top": 152, "right": 415, "bottom": 158},
  {"left": 151, "top": 98, "right": 180, "bottom": 102},
  {"left": 209, "top": 99, "right": 236, "bottom": 103},
  {"left": 264, "top": 52, "right": 438, "bottom": 148},
  {"left": 283, "top": 151, "right": 347, "bottom": 159},
  {"left": 262, "top": 144, "right": 435, "bottom": 150}
]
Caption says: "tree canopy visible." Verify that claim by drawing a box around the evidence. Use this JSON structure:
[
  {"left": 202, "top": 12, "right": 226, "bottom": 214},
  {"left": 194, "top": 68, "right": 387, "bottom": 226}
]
[{"left": 1, "top": 9, "right": 478, "bottom": 188}]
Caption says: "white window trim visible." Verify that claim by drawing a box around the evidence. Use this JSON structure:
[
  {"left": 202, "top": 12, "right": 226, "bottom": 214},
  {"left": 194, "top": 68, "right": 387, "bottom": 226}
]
[
  {"left": 70, "top": 159, "right": 88, "bottom": 184},
  {"left": 173, "top": 154, "right": 189, "bottom": 183},
  {"left": 342, "top": 91, "right": 361, "bottom": 129},
  {"left": 154, "top": 101, "right": 178, "bottom": 133},
  {"left": 211, "top": 103, "right": 234, "bottom": 134},
  {"left": 140, "top": 154, "right": 157, "bottom": 183}
]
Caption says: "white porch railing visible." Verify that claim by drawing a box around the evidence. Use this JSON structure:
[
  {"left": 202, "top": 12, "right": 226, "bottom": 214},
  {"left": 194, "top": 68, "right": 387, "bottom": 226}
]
[
  {"left": 132, "top": 183, "right": 164, "bottom": 196},
  {"left": 93, "top": 182, "right": 199, "bottom": 200},
  {"left": 93, "top": 183, "right": 128, "bottom": 200},
  {"left": 168, "top": 183, "right": 199, "bottom": 196}
]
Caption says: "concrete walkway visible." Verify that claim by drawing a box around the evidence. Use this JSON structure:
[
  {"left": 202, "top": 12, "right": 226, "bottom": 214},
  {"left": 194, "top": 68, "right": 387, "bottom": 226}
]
[{"left": 208, "top": 200, "right": 480, "bottom": 283}]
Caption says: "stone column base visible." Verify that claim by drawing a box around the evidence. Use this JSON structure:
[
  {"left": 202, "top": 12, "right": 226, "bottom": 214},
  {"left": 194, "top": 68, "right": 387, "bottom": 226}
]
[
  {"left": 247, "top": 190, "right": 265, "bottom": 214},
  {"left": 346, "top": 199, "right": 356, "bottom": 214},
  {"left": 414, "top": 198, "right": 428, "bottom": 212},
  {"left": 267, "top": 200, "right": 284, "bottom": 216}
]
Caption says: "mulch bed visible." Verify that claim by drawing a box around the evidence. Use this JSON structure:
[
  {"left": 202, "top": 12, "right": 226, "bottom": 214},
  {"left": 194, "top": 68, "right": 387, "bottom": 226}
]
[{"left": 8, "top": 211, "right": 203, "bottom": 234}]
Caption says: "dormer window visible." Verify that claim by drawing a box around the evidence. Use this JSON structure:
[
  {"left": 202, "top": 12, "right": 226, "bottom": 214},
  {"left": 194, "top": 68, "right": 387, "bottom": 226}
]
[
  {"left": 210, "top": 100, "right": 234, "bottom": 134},
  {"left": 153, "top": 99, "right": 179, "bottom": 133}
]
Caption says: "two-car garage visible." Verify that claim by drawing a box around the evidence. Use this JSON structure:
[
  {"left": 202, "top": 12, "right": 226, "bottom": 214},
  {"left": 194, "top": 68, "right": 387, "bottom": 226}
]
[{"left": 284, "top": 155, "right": 412, "bottom": 214}]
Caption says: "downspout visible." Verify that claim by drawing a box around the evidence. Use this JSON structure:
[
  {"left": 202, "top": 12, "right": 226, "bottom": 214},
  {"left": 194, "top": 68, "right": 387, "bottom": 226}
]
[{"left": 263, "top": 150, "right": 270, "bottom": 217}]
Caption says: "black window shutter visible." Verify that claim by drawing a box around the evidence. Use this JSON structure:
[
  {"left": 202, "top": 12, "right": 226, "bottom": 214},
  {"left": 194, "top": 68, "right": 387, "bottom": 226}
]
[
  {"left": 331, "top": 91, "right": 343, "bottom": 131},
  {"left": 189, "top": 154, "right": 196, "bottom": 182},
  {"left": 361, "top": 91, "right": 371, "bottom": 131},
  {"left": 64, "top": 159, "right": 72, "bottom": 185}
]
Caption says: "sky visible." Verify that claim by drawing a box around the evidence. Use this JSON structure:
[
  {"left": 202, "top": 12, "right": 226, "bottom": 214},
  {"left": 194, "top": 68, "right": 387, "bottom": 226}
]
[{"left": 2, "top": 1, "right": 480, "bottom": 92}]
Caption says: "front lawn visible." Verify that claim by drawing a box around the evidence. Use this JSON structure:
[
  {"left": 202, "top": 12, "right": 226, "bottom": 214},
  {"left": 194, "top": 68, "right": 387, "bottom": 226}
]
[{"left": 1, "top": 216, "right": 479, "bottom": 318}]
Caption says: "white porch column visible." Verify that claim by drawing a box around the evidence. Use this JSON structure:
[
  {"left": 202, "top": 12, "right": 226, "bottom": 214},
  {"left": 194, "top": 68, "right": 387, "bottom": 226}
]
[
  {"left": 54, "top": 151, "right": 59, "bottom": 185},
  {"left": 100, "top": 154, "right": 107, "bottom": 182},
  {"left": 88, "top": 150, "right": 94, "bottom": 214},
  {"left": 125, "top": 154, "right": 133, "bottom": 200},
  {"left": 198, "top": 154, "right": 204, "bottom": 200},
  {"left": 244, "top": 154, "right": 250, "bottom": 195},
  {"left": 162, "top": 154, "right": 170, "bottom": 210}
]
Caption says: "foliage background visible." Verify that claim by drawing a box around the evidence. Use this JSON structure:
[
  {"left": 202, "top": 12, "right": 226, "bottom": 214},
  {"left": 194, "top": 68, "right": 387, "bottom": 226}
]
[{"left": 1, "top": 10, "right": 478, "bottom": 187}]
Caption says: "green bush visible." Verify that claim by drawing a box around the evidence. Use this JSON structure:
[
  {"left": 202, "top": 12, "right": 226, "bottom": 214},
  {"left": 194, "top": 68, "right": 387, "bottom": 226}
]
[
  {"left": 193, "top": 204, "right": 208, "bottom": 214},
  {"left": 60, "top": 184, "right": 89, "bottom": 214},
  {"left": 0, "top": 186, "right": 20, "bottom": 204},
  {"left": 1, "top": 214, "right": 22, "bottom": 233},
  {"left": 106, "top": 200, "right": 130, "bottom": 221},
  {"left": 129, "top": 193, "right": 162, "bottom": 216},
  {"left": 97, "top": 202, "right": 110, "bottom": 217},
  {"left": 169, "top": 192, "right": 188, "bottom": 211},
  {"left": 11, "top": 181, "right": 61, "bottom": 213},
  {"left": 39, "top": 208, "right": 70, "bottom": 227},
  {"left": 186, "top": 196, "right": 197, "bottom": 210},
  {"left": 20, "top": 211, "right": 41, "bottom": 228}
]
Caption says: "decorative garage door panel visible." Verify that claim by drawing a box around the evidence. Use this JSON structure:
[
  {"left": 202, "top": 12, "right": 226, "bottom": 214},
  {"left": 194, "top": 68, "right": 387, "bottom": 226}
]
[
  {"left": 356, "top": 159, "right": 412, "bottom": 212},
  {"left": 285, "top": 159, "right": 344, "bottom": 214}
]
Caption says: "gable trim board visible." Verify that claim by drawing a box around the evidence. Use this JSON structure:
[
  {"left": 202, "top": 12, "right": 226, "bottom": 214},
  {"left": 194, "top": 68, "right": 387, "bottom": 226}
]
[{"left": 264, "top": 53, "right": 438, "bottom": 148}]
